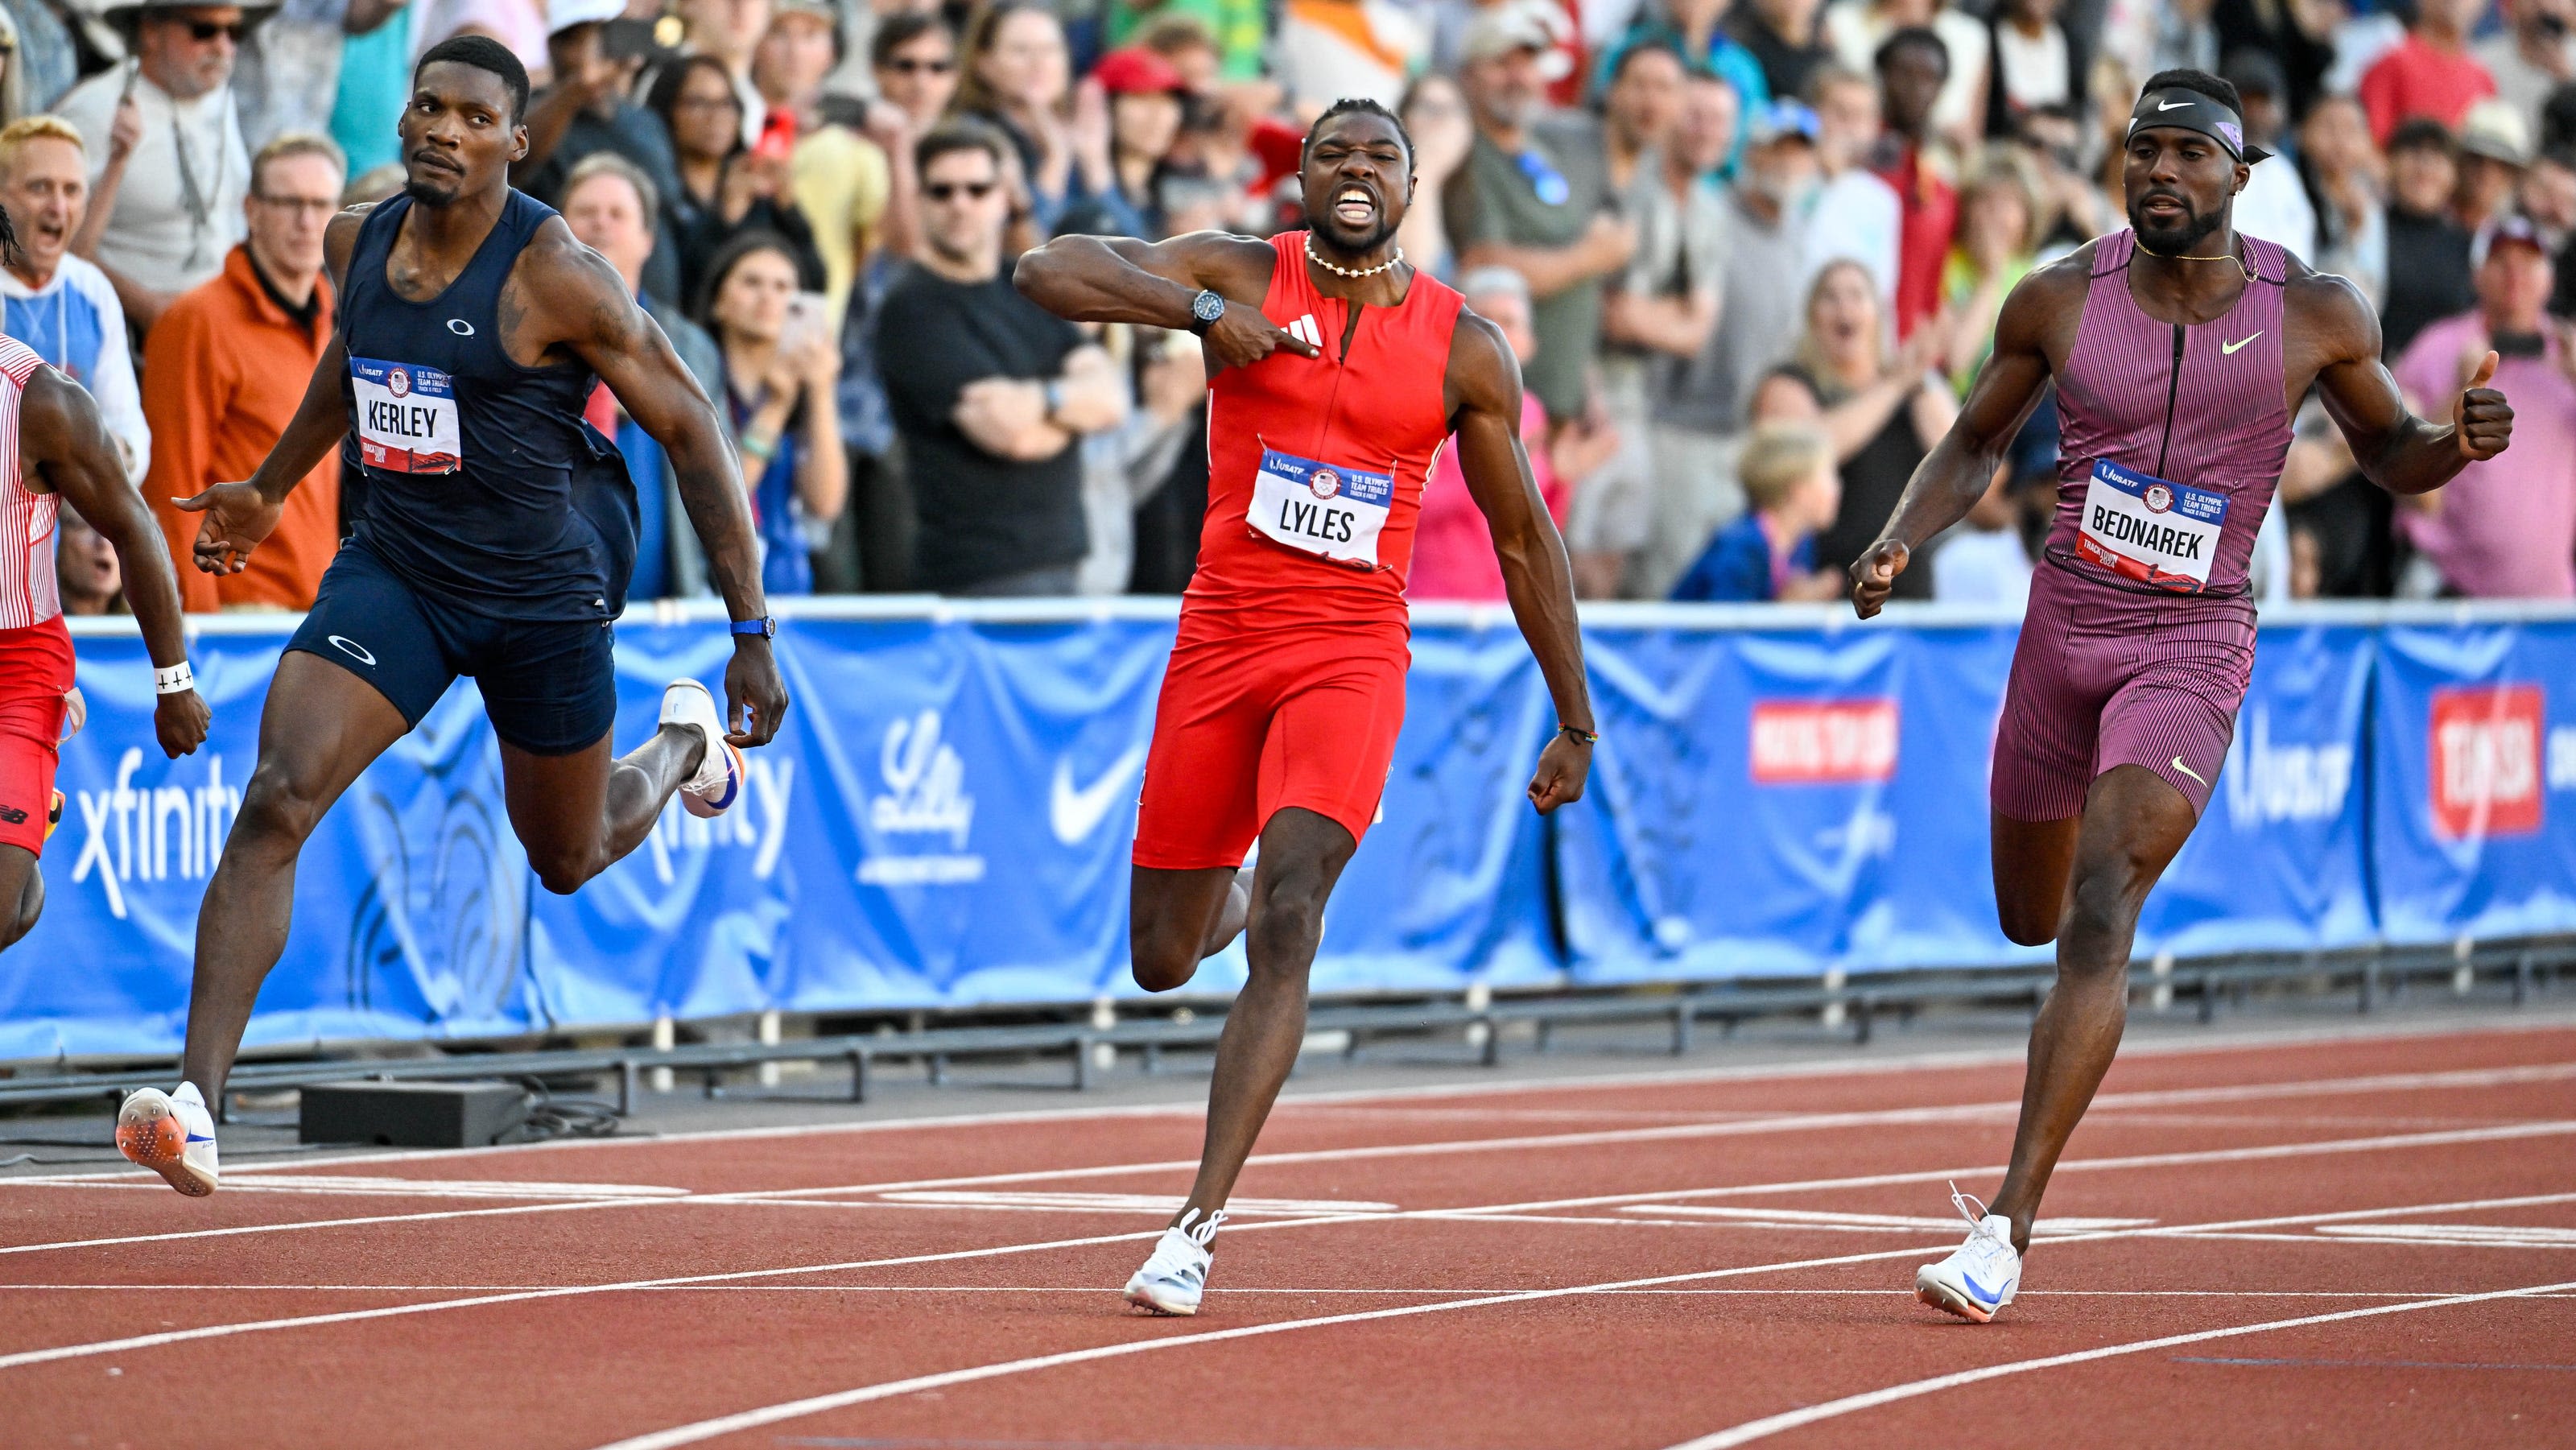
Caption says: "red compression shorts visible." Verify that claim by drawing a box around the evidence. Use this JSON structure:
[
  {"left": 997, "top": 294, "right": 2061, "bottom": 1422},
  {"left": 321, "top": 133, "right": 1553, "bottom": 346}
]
[
  {"left": 0, "top": 620, "right": 74, "bottom": 858},
  {"left": 1132, "top": 634, "right": 1409, "bottom": 870}
]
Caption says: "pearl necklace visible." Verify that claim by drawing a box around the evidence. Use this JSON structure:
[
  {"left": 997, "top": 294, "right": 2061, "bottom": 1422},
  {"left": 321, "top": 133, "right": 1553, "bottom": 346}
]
[{"left": 1306, "top": 237, "right": 1405, "bottom": 279}]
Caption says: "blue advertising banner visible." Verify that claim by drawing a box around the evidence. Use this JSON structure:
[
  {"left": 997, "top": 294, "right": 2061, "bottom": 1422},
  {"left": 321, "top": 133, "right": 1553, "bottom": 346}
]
[
  {"left": 1554, "top": 612, "right": 2029, "bottom": 981},
  {"left": 11, "top": 601, "right": 2575, "bottom": 1061},
  {"left": 2140, "top": 622, "right": 2377, "bottom": 956},
  {"left": 2369, "top": 617, "right": 2576, "bottom": 943}
]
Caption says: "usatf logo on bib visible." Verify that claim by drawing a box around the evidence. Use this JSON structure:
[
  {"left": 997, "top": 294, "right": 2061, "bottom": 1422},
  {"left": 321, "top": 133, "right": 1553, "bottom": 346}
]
[
  {"left": 2074, "top": 458, "right": 2225, "bottom": 593},
  {"left": 350, "top": 356, "right": 463, "bottom": 475},
  {"left": 1249, "top": 444, "right": 1393, "bottom": 568}
]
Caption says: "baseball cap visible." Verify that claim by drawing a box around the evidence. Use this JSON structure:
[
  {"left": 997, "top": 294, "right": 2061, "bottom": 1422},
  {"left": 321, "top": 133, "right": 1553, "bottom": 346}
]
[
  {"left": 545, "top": 0, "right": 623, "bottom": 36},
  {"left": 1748, "top": 99, "right": 1820, "bottom": 147},
  {"left": 2476, "top": 213, "right": 2552, "bottom": 266},
  {"left": 1092, "top": 46, "right": 1187, "bottom": 96}
]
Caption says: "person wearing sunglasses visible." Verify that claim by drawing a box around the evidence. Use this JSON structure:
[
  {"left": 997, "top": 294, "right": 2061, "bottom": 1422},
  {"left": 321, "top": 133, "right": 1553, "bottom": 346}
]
[
  {"left": 877, "top": 120, "right": 1127, "bottom": 595},
  {"left": 52, "top": 0, "right": 267, "bottom": 333}
]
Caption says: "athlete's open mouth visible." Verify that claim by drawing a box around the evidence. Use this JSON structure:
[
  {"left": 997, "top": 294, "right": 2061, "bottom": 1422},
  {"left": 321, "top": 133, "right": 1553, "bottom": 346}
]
[
  {"left": 1331, "top": 184, "right": 1377, "bottom": 226},
  {"left": 2138, "top": 194, "right": 2188, "bottom": 221}
]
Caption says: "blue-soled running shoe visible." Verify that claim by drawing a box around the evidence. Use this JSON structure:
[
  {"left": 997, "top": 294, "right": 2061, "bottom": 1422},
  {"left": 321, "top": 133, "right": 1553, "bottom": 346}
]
[{"left": 1915, "top": 1184, "right": 2021, "bottom": 1324}]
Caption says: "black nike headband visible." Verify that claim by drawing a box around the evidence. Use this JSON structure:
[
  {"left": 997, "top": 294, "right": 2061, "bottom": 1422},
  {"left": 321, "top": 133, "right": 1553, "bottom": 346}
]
[{"left": 2126, "top": 87, "right": 2271, "bottom": 164}]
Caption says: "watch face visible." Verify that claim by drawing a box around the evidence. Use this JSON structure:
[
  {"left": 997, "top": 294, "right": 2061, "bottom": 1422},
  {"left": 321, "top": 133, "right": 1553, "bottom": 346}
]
[{"left": 1192, "top": 290, "right": 1226, "bottom": 323}]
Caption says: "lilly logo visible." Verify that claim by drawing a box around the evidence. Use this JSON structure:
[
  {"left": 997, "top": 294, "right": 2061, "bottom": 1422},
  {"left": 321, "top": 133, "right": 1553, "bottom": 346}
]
[
  {"left": 859, "top": 710, "right": 985, "bottom": 886},
  {"left": 1051, "top": 743, "right": 1147, "bottom": 845}
]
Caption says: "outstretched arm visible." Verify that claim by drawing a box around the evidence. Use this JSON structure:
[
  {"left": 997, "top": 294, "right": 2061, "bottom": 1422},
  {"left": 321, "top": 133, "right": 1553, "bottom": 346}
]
[
  {"left": 28, "top": 369, "right": 208, "bottom": 758},
  {"left": 1847, "top": 263, "right": 2068, "bottom": 618},
  {"left": 535, "top": 226, "right": 786, "bottom": 748},
  {"left": 1013, "top": 231, "right": 1319, "bottom": 370},
  {"left": 2301, "top": 273, "right": 2512, "bottom": 494},
  {"left": 175, "top": 208, "right": 374, "bottom": 574},
  {"left": 1448, "top": 312, "right": 1593, "bottom": 814}
]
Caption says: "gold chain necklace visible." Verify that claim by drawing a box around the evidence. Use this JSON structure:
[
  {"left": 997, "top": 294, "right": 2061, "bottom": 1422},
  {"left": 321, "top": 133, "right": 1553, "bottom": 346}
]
[
  {"left": 2136, "top": 233, "right": 2256, "bottom": 283},
  {"left": 1305, "top": 237, "right": 1405, "bottom": 279}
]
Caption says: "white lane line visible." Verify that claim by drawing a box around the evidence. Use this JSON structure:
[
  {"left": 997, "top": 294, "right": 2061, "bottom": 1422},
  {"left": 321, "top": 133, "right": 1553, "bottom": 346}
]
[
  {"left": 581, "top": 1195, "right": 2576, "bottom": 1450},
  {"left": 11, "top": 1113, "right": 2573, "bottom": 1262},
  {"left": 6, "top": 1055, "right": 2567, "bottom": 1253},
  {"left": 0, "top": 1285, "right": 2536, "bottom": 1299},
  {"left": 10, "top": 1172, "right": 2570, "bottom": 1378},
  {"left": 1658, "top": 1278, "right": 2576, "bottom": 1449},
  {"left": 28, "top": 1014, "right": 2573, "bottom": 1185},
  {"left": 1436, "top": 1120, "right": 2576, "bottom": 1220},
  {"left": 0, "top": 1175, "right": 690, "bottom": 1200}
]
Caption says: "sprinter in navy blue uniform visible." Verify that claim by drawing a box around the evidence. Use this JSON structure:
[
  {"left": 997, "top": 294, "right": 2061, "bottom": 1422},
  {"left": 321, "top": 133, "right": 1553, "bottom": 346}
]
[{"left": 112, "top": 37, "right": 789, "bottom": 1198}]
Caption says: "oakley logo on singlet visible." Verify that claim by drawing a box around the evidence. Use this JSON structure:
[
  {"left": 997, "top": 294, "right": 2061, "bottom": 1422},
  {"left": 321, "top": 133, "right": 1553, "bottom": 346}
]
[
  {"left": 1249, "top": 444, "right": 1393, "bottom": 568},
  {"left": 349, "top": 357, "right": 463, "bottom": 474},
  {"left": 2074, "top": 459, "right": 2227, "bottom": 593},
  {"left": 446, "top": 319, "right": 475, "bottom": 335},
  {"left": 328, "top": 635, "right": 377, "bottom": 666}
]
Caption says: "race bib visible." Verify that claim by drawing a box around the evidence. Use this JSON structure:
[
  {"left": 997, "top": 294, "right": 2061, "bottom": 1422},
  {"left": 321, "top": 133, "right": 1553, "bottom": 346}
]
[
  {"left": 2073, "top": 459, "right": 2226, "bottom": 593},
  {"left": 351, "top": 357, "right": 462, "bottom": 475},
  {"left": 1247, "top": 445, "right": 1393, "bottom": 569}
]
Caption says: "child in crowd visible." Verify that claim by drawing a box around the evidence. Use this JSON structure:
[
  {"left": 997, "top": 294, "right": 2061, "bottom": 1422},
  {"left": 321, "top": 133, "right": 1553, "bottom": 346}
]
[{"left": 1670, "top": 423, "right": 1845, "bottom": 603}]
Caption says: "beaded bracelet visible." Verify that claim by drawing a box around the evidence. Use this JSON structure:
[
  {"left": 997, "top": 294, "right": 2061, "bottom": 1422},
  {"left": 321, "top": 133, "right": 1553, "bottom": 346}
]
[{"left": 1558, "top": 724, "right": 1597, "bottom": 745}]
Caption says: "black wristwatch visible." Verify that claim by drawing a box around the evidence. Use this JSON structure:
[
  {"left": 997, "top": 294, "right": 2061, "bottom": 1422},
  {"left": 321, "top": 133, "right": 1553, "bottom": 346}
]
[{"left": 1187, "top": 288, "right": 1225, "bottom": 335}]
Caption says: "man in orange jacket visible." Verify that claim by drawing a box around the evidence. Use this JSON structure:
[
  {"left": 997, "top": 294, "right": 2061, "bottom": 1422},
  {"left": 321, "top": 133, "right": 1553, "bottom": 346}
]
[{"left": 146, "top": 134, "right": 345, "bottom": 611}]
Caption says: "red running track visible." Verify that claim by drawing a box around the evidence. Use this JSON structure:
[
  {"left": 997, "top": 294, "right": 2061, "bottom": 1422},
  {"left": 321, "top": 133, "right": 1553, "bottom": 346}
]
[{"left": 6, "top": 1022, "right": 2576, "bottom": 1448}]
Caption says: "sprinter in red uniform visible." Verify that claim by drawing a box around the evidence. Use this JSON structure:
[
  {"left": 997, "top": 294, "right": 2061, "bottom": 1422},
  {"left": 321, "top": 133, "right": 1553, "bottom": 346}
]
[
  {"left": 0, "top": 201, "right": 208, "bottom": 957},
  {"left": 1017, "top": 98, "right": 1596, "bottom": 1316}
]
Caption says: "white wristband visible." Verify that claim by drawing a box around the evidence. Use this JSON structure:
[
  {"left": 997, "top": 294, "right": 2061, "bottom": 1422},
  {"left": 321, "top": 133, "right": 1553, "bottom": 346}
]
[{"left": 154, "top": 661, "right": 195, "bottom": 696}]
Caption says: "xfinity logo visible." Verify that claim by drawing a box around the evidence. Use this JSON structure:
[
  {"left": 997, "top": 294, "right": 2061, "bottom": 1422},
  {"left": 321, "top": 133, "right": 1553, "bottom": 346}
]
[
  {"left": 68, "top": 750, "right": 242, "bottom": 919},
  {"left": 645, "top": 754, "right": 795, "bottom": 884}
]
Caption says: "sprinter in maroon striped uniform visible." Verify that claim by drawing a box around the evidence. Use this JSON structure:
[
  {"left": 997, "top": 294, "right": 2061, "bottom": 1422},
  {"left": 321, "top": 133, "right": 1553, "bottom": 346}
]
[{"left": 1847, "top": 68, "right": 2516, "bottom": 1324}]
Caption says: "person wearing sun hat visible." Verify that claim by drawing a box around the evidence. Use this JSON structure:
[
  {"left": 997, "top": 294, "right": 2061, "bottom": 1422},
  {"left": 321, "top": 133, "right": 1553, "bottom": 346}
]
[{"left": 51, "top": 0, "right": 268, "bottom": 328}]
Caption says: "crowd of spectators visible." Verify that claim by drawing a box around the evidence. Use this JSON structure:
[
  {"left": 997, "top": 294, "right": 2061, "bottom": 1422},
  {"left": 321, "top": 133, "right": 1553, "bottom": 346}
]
[{"left": 7, "top": 0, "right": 2576, "bottom": 614}]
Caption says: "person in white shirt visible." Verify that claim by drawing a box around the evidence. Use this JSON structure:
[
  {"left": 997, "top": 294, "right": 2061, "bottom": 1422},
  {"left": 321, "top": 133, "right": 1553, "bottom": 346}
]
[
  {"left": 0, "top": 117, "right": 150, "bottom": 482},
  {"left": 52, "top": 0, "right": 261, "bottom": 332},
  {"left": 1802, "top": 63, "right": 1900, "bottom": 314}
]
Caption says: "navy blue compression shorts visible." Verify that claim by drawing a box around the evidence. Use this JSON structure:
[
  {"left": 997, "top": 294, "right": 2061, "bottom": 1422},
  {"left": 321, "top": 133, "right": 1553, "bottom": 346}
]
[{"left": 287, "top": 539, "right": 618, "bottom": 756}]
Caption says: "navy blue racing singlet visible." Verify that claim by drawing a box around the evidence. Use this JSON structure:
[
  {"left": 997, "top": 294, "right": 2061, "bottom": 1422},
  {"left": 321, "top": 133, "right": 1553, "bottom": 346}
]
[{"left": 339, "top": 188, "right": 638, "bottom": 622}]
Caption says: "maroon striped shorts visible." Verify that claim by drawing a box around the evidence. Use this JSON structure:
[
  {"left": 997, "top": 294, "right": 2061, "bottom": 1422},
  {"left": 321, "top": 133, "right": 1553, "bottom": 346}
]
[{"left": 1990, "top": 558, "right": 2256, "bottom": 822}]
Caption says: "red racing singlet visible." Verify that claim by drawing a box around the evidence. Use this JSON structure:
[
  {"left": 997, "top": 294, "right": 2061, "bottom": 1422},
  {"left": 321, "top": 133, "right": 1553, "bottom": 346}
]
[{"left": 1183, "top": 232, "right": 1464, "bottom": 645}]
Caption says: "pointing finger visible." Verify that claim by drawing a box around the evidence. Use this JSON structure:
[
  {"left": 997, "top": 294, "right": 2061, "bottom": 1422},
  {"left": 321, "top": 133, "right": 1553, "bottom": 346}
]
[
  {"left": 172, "top": 491, "right": 211, "bottom": 512},
  {"left": 1276, "top": 326, "right": 1321, "bottom": 359}
]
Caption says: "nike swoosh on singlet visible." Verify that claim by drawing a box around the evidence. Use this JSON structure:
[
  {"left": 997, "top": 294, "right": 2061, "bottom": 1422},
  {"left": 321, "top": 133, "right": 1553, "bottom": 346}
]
[
  {"left": 2173, "top": 757, "right": 2207, "bottom": 785},
  {"left": 2223, "top": 331, "right": 2263, "bottom": 355}
]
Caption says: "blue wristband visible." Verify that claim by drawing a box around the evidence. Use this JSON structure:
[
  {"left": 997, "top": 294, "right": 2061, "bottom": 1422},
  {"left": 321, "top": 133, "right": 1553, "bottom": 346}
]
[{"left": 732, "top": 617, "right": 777, "bottom": 639}]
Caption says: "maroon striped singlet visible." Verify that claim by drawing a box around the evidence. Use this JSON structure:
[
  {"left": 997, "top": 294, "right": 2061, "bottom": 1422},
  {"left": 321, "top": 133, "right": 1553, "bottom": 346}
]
[
  {"left": 1990, "top": 231, "right": 2296, "bottom": 822},
  {"left": 2046, "top": 229, "right": 2294, "bottom": 596}
]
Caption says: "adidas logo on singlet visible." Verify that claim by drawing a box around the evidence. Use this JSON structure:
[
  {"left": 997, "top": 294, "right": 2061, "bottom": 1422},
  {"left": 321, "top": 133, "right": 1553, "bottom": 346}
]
[{"left": 1288, "top": 315, "right": 1323, "bottom": 349}]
